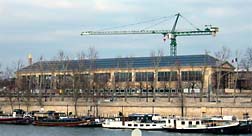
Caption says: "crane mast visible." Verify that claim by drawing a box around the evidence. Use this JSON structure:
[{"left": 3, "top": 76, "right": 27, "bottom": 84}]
[
  {"left": 170, "top": 13, "right": 180, "bottom": 56},
  {"left": 81, "top": 13, "right": 219, "bottom": 56}
]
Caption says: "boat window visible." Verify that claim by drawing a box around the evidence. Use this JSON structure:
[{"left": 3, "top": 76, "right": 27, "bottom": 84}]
[
  {"left": 140, "top": 124, "right": 144, "bottom": 127},
  {"left": 146, "top": 124, "right": 150, "bottom": 126},
  {"left": 134, "top": 124, "right": 138, "bottom": 127},
  {"left": 181, "top": 121, "right": 185, "bottom": 125},
  {"left": 128, "top": 124, "right": 132, "bottom": 126},
  {"left": 196, "top": 121, "right": 200, "bottom": 125},
  {"left": 189, "top": 121, "right": 192, "bottom": 125},
  {"left": 168, "top": 120, "right": 170, "bottom": 123},
  {"left": 152, "top": 124, "right": 156, "bottom": 126}
]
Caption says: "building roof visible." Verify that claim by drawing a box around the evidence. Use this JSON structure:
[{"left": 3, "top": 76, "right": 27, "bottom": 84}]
[{"left": 18, "top": 54, "right": 220, "bottom": 73}]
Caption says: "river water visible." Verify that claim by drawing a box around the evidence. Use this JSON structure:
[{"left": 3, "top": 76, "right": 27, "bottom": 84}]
[{"left": 0, "top": 124, "right": 251, "bottom": 136}]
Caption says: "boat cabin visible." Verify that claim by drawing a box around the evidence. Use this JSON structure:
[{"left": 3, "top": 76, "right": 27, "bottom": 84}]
[
  {"left": 166, "top": 118, "right": 204, "bottom": 129},
  {"left": 128, "top": 114, "right": 163, "bottom": 122},
  {"left": 34, "top": 111, "right": 67, "bottom": 120},
  {"left": 165, "top": 116, "right": 238, "bottom": 129}
]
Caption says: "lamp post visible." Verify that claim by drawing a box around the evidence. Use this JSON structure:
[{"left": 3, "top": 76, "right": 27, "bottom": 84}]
[{"left": 232, "top": 58, "right": 239, "bottom": 103}]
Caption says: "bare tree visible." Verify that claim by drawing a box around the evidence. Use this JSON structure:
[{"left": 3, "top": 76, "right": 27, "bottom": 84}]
[
  {"left": 72, "top": 51, "right": 86, "bottom": 116},
  {"left": 56, "top": 51, "right": 71, "bottom": 101},
  {"left": 168, "top": 66, "right": 174, "bottom": 102},
  {"left": 125, "top": 56, "right": 133, "bottom": 102},
  {"left": 37, "top": 56, "right": 45, "bottom": 108},
  {"left": 214, "top": 46, "right": 231, "bottom": 62},
  {"left": 199, "top": 51, "right": 209, "bottom": 102},
  {"left": 48, "top": 59, "right": 59, "bottom": 101},
  {"left": 4, "top": 66, "right": 16, "bottom": 112},
  {"left": 113, "top": 56, "right": 121, "bottom": 102},
  {"left": 214, "top": 46, "right": 231, "bottom": 103},
  {"left": 57, "top": 50, "right": 65, "bottom": 61},
  {"left": 150, "top": 49, "right": 163, "bottom": 102},
  {"left": 241, "top": 47, "right": 252, "bottom": 102},
  {"left": 14, "top": 59, "right": 25, "bottom": 110},
  {"left": 87, "top": 47, "right": 98, "bottom": 102},
  {"left": 137, "top": 73, "right": 144, "bottom": 102},
  {"left": 71, "top": 69, "right": 79, "bottom": 116},
  {"left": 23, "top": 73, "right": 34, "bottom": 112},
  {"left": 240, "top": 59, "right": 250, "bottom": 71},
  {"left": 87, "top": 47, "right": 99, "bottom": 116},
  {"left": 175, "top": 61, "right": 183, "bottom": 117},
  {"left": 246, "top": 48, "right": 252, "bottom": 68}
]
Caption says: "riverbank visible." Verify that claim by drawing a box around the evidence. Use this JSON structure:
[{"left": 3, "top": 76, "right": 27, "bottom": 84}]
[{"left": 1, "top": 95, "right": 252, "bottom": 118}]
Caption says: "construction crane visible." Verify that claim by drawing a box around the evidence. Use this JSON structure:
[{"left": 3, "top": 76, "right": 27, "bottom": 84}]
[{"left": 81, "top": 13, "right": 219, "bottom": 56}]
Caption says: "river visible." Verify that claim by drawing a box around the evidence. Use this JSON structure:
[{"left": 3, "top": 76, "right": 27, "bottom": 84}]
[{"left": 0, "top": 124, "right": 251, "bottom": 136}]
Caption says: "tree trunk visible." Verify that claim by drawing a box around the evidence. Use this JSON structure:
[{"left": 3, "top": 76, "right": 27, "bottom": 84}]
[{"left": 74, "top": 101, "right": 78, "bottom": 117}]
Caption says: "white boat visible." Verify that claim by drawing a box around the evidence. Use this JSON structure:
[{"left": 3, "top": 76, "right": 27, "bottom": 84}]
[
  {"left": 163, "top": 115, "right": 252, "bottom": 134},
  {"left": 102, "top": 113, "right": 166, "bottom": 130}
]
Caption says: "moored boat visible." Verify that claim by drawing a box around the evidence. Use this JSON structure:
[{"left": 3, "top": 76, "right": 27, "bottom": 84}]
[
  {"left": 0, "top": 116, "right": 32, "bottom": 125},
  {"left": 0, "top": 109, "right": 33, "bottom": 125},
  {"left": 33, "top": 118, "right": 89, "bottom": 127},
  {"left": 33, "top": 110, "right": 102, "bottom": 127},
  {"left": 163, "top": 115, "right": 252, "bottom": 134},
  {"left": 102, "top": 113, "right": 166, "bottom": 130}
]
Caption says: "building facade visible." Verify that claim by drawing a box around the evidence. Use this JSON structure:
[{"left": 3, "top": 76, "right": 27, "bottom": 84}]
[{"left": 17, "top": 54, "right": 235, "bottom": 94}]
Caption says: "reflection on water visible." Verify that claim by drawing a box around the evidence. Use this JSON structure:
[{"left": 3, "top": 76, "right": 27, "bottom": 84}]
[{"left": 0, "top": 124, "right": 251, "bottom": 136}]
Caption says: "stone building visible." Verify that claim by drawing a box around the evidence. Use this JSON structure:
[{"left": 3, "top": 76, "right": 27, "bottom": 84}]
[{"left": 16, "top": 54, "right": 235, "bottom": 95}]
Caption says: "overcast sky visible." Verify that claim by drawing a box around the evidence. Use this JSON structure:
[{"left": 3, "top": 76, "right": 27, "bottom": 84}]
[{"left": 0, "top": 0, "right": 251, "bottom": 69}]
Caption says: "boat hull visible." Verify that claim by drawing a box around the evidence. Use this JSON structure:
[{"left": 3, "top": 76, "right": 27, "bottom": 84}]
[
  {"left": 33, "top": 118, "right": 102, "bottom": 127},
  {"left": 0, "top": 117, "right": 32, "bottom": 125},
  {"left": 164, "top": 123, "right": 252, "bottom": 134},
  {"left": 33, "top": 120, "right": 88, "bottom": 127}
]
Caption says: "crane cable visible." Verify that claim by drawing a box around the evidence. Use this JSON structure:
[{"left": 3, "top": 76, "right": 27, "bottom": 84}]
[
  {"left": 141, "top": 16, "right": 174, "bottom": 30},
  {"left": 95, "top": 13, "right": 201, "bottom": 32},
  {"left": 98, "top": 15, "right": 175, "bottom": 31},
  {"left": 180, "top": 15, "right": 201, "bottom": 31}
]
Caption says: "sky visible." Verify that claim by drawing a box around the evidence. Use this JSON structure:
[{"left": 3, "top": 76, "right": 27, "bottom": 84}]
[{"left": 0, "top": 0, "right": 251, "bottom": 70}]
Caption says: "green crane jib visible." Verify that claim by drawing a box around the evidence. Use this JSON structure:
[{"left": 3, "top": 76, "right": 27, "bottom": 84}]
[{"left": 81, "top": 13, "right": 219, "bottom": 56}]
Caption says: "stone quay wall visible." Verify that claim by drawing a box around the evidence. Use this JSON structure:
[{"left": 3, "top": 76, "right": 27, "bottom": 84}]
[{"left": 0, "top": 96, "right": 252, "bottom": 119}]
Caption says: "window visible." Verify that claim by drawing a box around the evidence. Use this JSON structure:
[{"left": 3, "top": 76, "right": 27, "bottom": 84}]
[
  {"left": 146, "top": 124, "right": 150, "bottom": 126},
  {"left": 189, "top": 121, "right": 192, "bottom": 125},
  {"left": 128, "top": 124, "right": 132, "bottom": 126},
  {"left": 134, "top": 124, "right": 138, "bottom": 127},
  {"left": 182, "top": 71, "right": 202, "bottom": 81},
  {"left": 181, "top": 121, "right": 185, "bottom": 125},
  {"left": 196, "top": 121, "right": 200, "bottom": 125},
  {"left": 140, "top": 124, "right": 144, "bottom": 127},
  {"left": 114, "top": 72, "right": 132, "bottom": 82},
  {"left": 164, "top": 89, "right": 169, "bottom": 93},
  {"left": 135, "top": 72, "right": 154, "bottom": 82},
  {"left": 152, "top": 124, "right": 156, "bottom": 126},
  {"left": 74, "top": 74, "right": 90, "bottom": 83},
  {"left": 94, "top": 73, "right": 110, "bottom": 83},
  {"left": 158, "top": 71, "right": 177, "bottom": 81}
]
